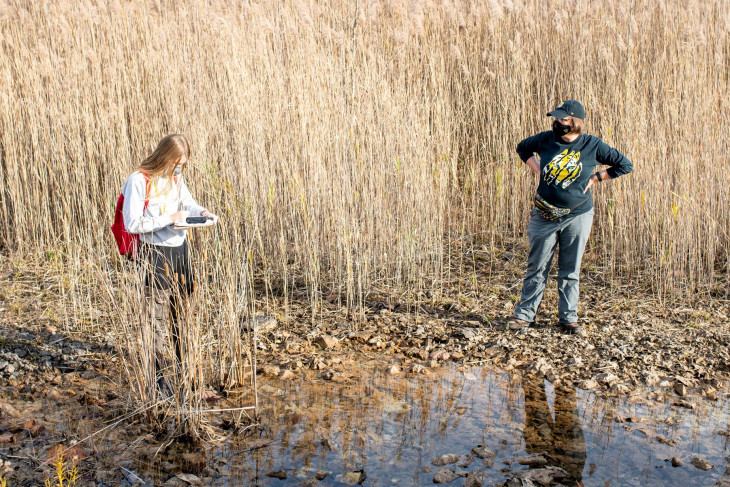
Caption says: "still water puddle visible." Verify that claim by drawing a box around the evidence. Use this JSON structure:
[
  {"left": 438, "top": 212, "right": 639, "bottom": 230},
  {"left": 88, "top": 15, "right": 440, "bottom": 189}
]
[{"left": 155, "top": 361, "right": 730, "bottom": 486}]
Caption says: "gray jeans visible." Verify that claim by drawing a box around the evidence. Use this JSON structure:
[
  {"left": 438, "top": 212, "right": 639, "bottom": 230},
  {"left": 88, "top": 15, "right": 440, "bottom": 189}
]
[{"left": 514, "top": 208, "right": 594, "bottom": 324}]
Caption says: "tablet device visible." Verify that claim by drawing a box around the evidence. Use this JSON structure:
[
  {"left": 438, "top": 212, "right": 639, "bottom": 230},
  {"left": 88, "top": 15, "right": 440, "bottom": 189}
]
[
  {"left": 186, "top": 216, "right": 210, "bottom": 224},
  {"left": 173, "top": 216, "right": 217, "bottom": 229}
]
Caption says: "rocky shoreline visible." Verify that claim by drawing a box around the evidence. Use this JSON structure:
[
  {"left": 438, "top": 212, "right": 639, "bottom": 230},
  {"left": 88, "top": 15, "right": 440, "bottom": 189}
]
[
  {"left": 2, "top": 303, "right": 728, "bottom": 401},
  {"left": 1, "top": 258, "right": 730, "bottom": 485},
  {"left": 253, "top": 298, "right": 730, "bottom": 402}
]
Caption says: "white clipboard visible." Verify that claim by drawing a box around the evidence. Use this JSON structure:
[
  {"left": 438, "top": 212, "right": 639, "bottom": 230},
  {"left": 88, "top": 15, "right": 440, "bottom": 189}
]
[{"left": 173, "top": 219, "right": 217, "bottom": 230}]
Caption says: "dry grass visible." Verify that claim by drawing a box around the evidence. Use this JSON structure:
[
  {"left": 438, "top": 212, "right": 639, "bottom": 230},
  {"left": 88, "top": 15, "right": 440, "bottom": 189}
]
[{"left": 0, "top": 0, "right": 728, "bottom": 431}]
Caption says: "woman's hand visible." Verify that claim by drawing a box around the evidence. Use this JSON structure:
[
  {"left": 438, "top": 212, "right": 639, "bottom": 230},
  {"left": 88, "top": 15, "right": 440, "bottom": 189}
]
[
  {"left": 202, "top": 210, "right": 219, "bottom": 224},
  {"left": 169, "top": 210, "right": 190, "bottom": 224},
  {"left": 583, "top": 173, "right": 601, "bottom": 194}
]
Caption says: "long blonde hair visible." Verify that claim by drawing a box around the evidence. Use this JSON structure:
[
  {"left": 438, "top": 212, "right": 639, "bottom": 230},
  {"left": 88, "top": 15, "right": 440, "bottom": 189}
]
[{"left": 138, "top": 134, "right": 190, "bottom": 196}]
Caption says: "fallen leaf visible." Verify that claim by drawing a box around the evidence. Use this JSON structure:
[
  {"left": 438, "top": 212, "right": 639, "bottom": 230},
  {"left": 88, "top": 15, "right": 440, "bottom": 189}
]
[{"left": 23, "top": 419, "right": 45, "bottom": 436}]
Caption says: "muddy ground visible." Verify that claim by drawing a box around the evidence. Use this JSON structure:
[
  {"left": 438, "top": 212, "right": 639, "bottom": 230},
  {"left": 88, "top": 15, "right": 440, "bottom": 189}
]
[{"left": 0, "top": 247, "right": 729, "bottom": 485}]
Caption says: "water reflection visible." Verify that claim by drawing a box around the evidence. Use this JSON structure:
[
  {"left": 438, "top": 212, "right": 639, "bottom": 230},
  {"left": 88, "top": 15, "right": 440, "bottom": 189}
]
[
  {"left": 140, "top": 361, "right": 730, "bottom": 486},
  {"left": 523, "top": 375, "right": 585, "bottom": 484}
]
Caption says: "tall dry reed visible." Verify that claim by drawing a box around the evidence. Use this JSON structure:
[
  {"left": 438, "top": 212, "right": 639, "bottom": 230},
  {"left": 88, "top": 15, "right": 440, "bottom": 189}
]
[{"left": 0, "top": 0, "right": 728, "bottom": 430}]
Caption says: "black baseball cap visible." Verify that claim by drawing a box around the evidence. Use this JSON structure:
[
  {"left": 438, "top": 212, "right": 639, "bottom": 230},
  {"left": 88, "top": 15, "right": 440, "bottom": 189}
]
[{"left": 547, "top": 100, "right": 585, "bottom": 120}]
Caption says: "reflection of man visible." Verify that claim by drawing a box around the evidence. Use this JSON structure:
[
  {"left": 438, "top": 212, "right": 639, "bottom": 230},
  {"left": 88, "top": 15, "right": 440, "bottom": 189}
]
[{"left": 522, "top": 375, "right": 587, "bottom": 485}]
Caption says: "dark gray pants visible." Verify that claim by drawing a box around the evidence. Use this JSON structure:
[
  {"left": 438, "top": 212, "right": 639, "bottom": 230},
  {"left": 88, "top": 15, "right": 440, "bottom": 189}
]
[
  {"left": 514, "top": 209, "right": 594, "bottom": 324},
  {"left": 139, "top": 241, "right": 194, "bottom": 395},
  {"left": 142, "top": 286, "right": 177, "bottom": 393}
]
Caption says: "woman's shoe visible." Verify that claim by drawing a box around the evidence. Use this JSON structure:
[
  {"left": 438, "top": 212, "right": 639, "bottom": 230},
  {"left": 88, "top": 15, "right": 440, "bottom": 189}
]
[
  {"left": 560, "top": 322, "right": 582, "bottom": 334},
  {"left": 507, "top": 318, "right": 532, "bottom": 330}
]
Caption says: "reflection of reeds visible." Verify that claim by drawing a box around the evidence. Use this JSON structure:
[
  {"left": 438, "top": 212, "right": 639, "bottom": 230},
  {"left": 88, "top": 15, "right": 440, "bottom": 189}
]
[
  {"left": 0, "top": 0, "right": 728, "bottom": 429},
  {"left": 242, "top": 366, "right": 725, "bottom": 484}
]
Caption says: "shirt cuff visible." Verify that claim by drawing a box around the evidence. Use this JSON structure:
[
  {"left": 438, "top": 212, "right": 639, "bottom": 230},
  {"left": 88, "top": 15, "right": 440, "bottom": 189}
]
[{"left": 158, "top": 215, "right": 173, "bottom": 228}]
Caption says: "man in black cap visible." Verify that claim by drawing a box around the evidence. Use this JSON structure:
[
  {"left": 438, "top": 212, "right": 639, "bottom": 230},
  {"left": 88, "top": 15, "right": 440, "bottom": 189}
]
[{"left": 507, "top": 100, "right": 633, "bottom": 334}]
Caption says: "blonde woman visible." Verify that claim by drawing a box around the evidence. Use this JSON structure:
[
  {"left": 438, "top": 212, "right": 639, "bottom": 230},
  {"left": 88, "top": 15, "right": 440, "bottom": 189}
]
[{"left": 121, "top": 134, "right": 217, "bottom": 394}]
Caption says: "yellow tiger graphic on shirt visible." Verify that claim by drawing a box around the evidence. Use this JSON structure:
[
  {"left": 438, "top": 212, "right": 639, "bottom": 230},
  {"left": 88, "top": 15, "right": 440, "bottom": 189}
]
[{"left": 543, "top": 149, "right": 582, "bottom": 189}]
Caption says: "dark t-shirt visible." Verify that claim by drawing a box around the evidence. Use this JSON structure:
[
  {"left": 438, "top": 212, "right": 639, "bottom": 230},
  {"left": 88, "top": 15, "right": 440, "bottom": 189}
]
[{"left": 516, "top": 131, "right": 633, "bottom": 215}]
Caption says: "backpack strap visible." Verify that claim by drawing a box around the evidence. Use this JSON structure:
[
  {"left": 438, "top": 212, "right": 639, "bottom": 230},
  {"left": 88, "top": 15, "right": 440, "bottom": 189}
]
[{"left": 140, "top": 171, "right": 151, "bottom": 212}]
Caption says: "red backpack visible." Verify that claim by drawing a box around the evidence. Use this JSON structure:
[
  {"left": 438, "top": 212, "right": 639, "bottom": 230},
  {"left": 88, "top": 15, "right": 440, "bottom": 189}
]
[{"left": 111, "top": 172, "right": 150, "bottom": 259}]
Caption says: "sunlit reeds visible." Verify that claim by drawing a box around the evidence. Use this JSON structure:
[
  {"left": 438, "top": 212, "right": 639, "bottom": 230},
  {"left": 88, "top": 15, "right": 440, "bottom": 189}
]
[{"left": 0, "top": 0, "right": 727, "bottom": 431}]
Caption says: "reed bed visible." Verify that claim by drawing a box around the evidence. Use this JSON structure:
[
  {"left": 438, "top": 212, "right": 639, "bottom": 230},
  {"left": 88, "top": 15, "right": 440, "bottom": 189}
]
[{"left": 0, "top": 0, "right": 728, "bottom": 431}]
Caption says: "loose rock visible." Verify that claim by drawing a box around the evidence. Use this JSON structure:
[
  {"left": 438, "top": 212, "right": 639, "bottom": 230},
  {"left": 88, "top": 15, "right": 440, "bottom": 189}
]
[
  {"left": 261, "top": 365, "right": 281, "bottom": 377},
  {"left": 644, "top": 371, "right": 661, "bottom": 386},
  {"left": 279, "top": 370, "right": 295, "bottom": 380},
  {"left": 429, "top": 349, "right": 450, "bottom": 362},
  {"left": 175, "top": 473, "right": 203, "bottom": 486},
  {"left": 503, "top": 478, "right": 537, "bottom": 487},
  {"left": 433, "top": 469, "right": 459, "bottom": 484},
  {"left": 457, "top": 454, "right": 474, "bottom": 468},
  {"left": 243, "top": 315, "right": 278, "bottom": 333},
  {"left": 464, "top": 472, "right": 484, "bottom": 487},
  {"left": 522, "top": 466, "right": 567, "bottom": 484},
  {"left": 411, "top": 364, "right": 427, "bottom": 374},
  {"left": 337, "top": 470, "right": 366, "bottom": 484},
  {"left": 266, "top": 470, "right": 288, "bottom": 479},
  {"left": 690, "top": 457, "right": 714, "bottom": 470},
  {"left": 164, "top": 478, "right": 189, "bottom": 487},
  {"left": 516, "top": 454, "right": 548, "bottom": 467},
  {"left": 432, "top": 454, "right": 460, "bottom": 466},
  {"left": 315, "top": 335, "right": 339, "bottom": 349},
  {"left": 471, "top": 445, "right": 496, "bottom": 460}
]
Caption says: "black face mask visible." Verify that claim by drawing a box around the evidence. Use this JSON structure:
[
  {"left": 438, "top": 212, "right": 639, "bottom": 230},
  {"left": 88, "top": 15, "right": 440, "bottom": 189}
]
[{"left": 552, "top": 120, "right": 572, "bottom": 137}]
